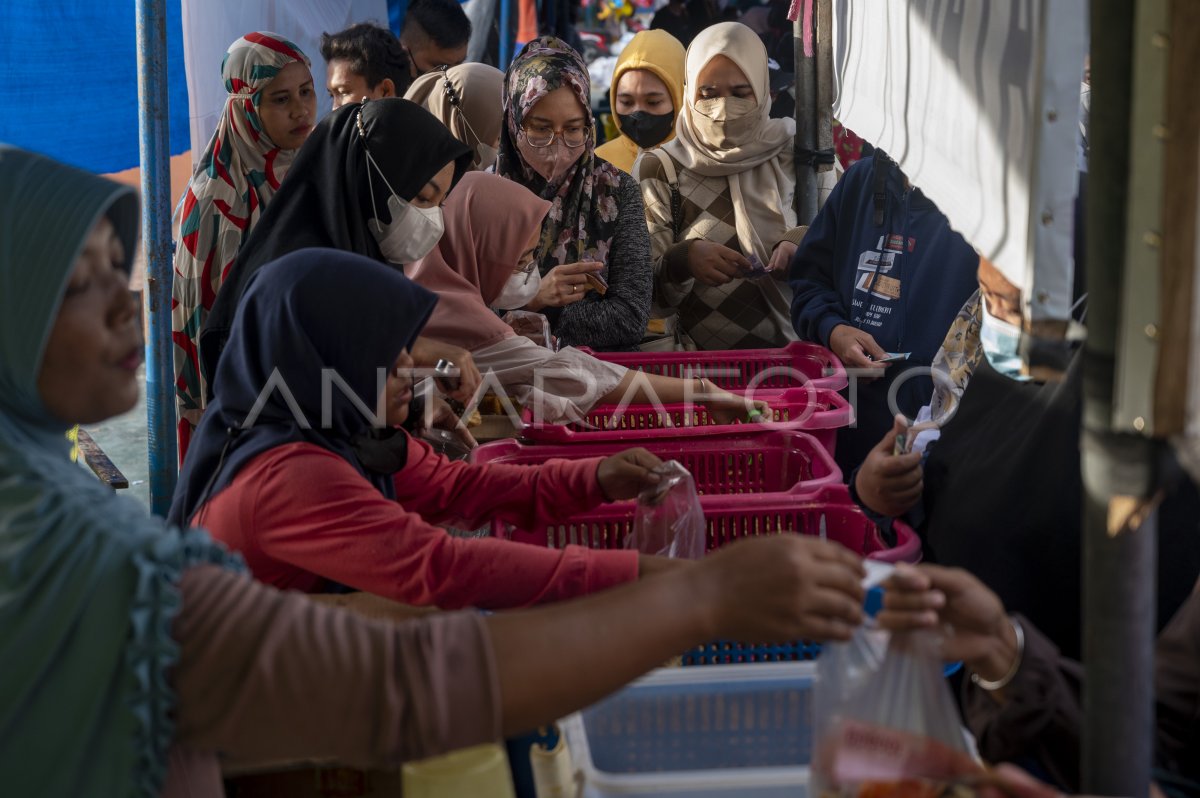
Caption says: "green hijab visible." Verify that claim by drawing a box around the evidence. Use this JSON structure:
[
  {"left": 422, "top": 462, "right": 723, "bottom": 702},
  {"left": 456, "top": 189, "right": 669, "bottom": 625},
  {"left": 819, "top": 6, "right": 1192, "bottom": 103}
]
[{"left": 0, "top": 146, "right": 243, "bottom": 796}]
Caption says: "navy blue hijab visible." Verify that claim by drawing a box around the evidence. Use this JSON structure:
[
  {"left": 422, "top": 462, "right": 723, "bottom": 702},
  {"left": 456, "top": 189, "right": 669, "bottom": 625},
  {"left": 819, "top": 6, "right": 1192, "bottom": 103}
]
[{"left": 169, "top": 247, "right": 437, "bottom": 525}]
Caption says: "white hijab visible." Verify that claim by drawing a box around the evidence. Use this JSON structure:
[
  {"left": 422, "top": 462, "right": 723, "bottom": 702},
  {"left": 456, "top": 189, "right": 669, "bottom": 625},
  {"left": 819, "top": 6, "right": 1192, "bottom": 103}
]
[{"left": 661, "top": 22, "right": 797, "bottom": 260}]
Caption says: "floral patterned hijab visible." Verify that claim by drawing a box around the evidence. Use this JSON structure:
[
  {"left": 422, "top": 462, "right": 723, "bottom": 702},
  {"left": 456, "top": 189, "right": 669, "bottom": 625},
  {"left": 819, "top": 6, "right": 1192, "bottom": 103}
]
[
  {"left": 497, "top": 36, "right": 623, "bottom": 275},
  {"left": 173, "top": 32, "right": 311, "bottom": 459}
]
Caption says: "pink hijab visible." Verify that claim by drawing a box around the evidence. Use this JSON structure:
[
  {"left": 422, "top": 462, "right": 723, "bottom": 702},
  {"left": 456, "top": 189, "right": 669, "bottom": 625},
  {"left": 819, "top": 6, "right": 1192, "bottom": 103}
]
[{"left": 408, "top": 172, "right": 552, "bottom": 350}]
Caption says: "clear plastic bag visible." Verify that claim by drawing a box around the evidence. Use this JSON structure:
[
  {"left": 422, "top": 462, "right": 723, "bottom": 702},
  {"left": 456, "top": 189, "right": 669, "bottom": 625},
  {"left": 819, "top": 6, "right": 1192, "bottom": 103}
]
[
  {"left": 813, "top": 627, "right": 981, "bottom": 797},
  {"left": 503, "top": 310, "right": 556, "bottom": 350},
  {"left": 623, "top": 461, "right": 706, "bottom": 560}
]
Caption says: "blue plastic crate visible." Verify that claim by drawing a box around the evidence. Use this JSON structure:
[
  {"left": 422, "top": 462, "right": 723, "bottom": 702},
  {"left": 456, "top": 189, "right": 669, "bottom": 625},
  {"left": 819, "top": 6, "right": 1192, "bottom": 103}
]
[{"left": 563, "top": 663, "right": 814, "bottom": 797}]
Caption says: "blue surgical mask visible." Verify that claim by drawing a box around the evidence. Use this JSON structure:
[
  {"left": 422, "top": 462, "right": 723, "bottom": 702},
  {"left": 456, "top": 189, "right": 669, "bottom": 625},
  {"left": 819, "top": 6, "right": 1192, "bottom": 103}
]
[{"left": 979, "top": 301, "right": 1028, "bottom": 380}]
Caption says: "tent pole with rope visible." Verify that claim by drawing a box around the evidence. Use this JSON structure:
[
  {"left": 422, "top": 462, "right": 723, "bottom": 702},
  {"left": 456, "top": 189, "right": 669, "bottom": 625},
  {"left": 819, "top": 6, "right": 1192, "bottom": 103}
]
[{"left": 791, "top": 0, "right": 834, "bottom": 225}]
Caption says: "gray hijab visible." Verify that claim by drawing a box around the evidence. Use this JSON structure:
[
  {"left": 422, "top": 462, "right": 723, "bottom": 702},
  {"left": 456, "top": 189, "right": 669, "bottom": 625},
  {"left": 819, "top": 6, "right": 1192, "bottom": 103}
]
[{"left": 0, "top": 145, "right": 242, "bottom": 796}]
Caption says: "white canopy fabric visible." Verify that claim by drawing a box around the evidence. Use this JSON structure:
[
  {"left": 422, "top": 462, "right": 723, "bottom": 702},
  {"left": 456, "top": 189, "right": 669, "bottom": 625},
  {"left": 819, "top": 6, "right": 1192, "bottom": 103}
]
[
  {"left": 182, "top": 0, "right": 389, "bottom": 165},
  {"left": 832, "top": 0, "right": 1087, "bottom": 323}
]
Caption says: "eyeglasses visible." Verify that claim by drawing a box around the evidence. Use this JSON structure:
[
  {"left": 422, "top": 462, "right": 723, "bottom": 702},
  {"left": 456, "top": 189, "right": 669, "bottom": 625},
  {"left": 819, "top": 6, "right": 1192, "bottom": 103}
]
[
  {"left": 514, "top": 257, "right": 537, "bottom": 276},
  {"left": 519, "top": 125, "right": 589, "bottom": 149}
]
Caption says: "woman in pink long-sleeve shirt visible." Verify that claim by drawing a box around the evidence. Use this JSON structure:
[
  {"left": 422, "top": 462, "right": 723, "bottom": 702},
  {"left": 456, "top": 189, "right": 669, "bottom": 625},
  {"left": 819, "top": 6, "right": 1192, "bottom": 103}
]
[{"left": 170, "top": 246, "right": 670, "bottom": 608}]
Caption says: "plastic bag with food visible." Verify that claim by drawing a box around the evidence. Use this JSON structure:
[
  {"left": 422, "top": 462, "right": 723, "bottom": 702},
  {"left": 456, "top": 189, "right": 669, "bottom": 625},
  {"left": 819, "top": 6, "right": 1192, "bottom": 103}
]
[
  {"left": 813, "top": 627, "right": 981, "bottom": 797},
  {"left": 623, "top": 461, "right": 706, "bottom": 560}
]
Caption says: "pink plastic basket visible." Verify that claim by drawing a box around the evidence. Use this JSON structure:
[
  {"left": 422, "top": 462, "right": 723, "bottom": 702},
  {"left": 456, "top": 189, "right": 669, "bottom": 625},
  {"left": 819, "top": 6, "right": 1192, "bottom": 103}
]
[
  {"left": 471, "top": 430, "right": 842, "bottom": 495},
  {"left": 493, "top": 484, "right": 921, "bottom": 564},
  {"left": 520, "top": 387, "right": 852, "bottom": 453},
  {"left": 582, "top": 341, "right": 847, "bottom": 391}
]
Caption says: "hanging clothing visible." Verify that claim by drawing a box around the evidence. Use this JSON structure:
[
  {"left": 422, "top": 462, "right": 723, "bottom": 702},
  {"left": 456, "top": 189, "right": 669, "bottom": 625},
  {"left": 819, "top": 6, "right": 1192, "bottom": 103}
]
[
  {"left": 498, "top": 36, "right": 651, "bottom": 351},
  {"left": 405, "top": 63, "right": 507, "bottom": 171},
  {"left": 408, "top": 172, "right": 624, "bottom": 421},
  {"left": 0, "top": 145, "right": 242, "bottom": 797},
  {"left": 172, "top": 32, "right": 311, "bottom": 460},
  {"left": 789, "top": 154, "right": 980, "bottom": 471},
  {"left": 833, "top": 120, "right": 871, "bottom": 170},
  {"left": 516, "top": 0, "right": 540, "bottom": 45},
  {"left": 595, "top": 30, "right": 686, "bottom": 175},
  {"left": 198, "top": 98, "right": 472, "bottom": 392},
  {"left": 634, "top": 21, "right": 822, "bottom": 350}
]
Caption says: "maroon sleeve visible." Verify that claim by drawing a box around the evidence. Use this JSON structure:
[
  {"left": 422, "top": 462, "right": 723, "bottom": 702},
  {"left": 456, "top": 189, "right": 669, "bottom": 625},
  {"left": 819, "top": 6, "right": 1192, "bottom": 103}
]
[
  {"left": 961, "top": 615, "right": 1083, "bottom": 791},
  {"left": 393, "top": 436, "right": 609, "bottom": 529},
  {"left": 171, "top": 565, "right": 501, "bottom": 768},
  {"left": 242, "top": 444, "right": 638, "bottom": 609},
  {"left": 1153, "top": 586, "right": 1200, "bottom": 778}
]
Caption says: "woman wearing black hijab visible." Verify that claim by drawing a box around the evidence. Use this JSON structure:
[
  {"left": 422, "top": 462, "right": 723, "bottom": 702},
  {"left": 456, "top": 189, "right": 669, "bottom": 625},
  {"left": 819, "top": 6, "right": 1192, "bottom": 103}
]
[
  {"left": 199, "top": 98, "right": 474, "bottom": 390},
  {"left": 170, "top": 248, "right": 703, "bottom": 610}
]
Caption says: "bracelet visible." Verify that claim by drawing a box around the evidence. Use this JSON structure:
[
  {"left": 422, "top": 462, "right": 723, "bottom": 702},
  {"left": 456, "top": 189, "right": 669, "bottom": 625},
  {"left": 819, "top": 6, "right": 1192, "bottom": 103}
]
[{"left": 970, "top": 616, "right": 1025, "bottom": 691}]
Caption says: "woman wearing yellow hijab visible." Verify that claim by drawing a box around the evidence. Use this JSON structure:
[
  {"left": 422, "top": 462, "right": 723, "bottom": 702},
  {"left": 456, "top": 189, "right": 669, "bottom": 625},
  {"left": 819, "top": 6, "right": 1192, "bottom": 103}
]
[{"left": 595, "top": 30, "right": 686, "bottom": 174}]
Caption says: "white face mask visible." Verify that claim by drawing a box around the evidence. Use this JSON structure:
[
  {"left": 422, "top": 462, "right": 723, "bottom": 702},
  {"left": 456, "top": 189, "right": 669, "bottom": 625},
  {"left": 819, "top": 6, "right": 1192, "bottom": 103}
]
[
  {"left": 979, "top": 300, "right": 1027, "bottom": 380},
  {"left": 364, "top": 149, "right": 446, "bottom": 264},
  {"left": 493, "top": 267, "right": 542, "bottom": 309},
  {"left": 369, "top": 195, "right": 445, "bottom": 265}
]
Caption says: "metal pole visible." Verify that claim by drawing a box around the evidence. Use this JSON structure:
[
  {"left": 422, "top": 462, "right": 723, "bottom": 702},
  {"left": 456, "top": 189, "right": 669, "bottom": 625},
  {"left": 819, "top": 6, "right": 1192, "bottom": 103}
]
[
  {"left": 499, "top": 0, "right": 513, "bottom": 68},
  {"left": 135, "top": 0, "right": 179, "bottom": 517},
  {"left": 793, "top": 0, "right": 819, "bottom": 223},
  {"left": 1082, "top": 0, "right": 1159, "bottom": 793},
  {"left": 814, "top": 0, "right": 834, "bottom": 179}
]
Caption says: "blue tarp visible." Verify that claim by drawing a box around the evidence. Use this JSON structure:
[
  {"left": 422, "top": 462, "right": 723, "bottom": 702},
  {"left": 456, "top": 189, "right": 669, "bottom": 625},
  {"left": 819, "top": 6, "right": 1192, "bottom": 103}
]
[
  {"left": 0, "top": 1, "right": 192, "bottom": 174},
  {"left": 388, "top": 0, "right": 408, "bottom": 34}
]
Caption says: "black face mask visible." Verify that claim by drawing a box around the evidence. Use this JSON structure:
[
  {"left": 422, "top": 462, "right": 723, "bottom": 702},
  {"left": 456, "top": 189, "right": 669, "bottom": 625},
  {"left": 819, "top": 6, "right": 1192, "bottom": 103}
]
[
  {"left": 351, "top": 426, "right": 410, "bottom": 475},
  {"left": 617, "top": 110, "right": 675, "bottom": 150}
]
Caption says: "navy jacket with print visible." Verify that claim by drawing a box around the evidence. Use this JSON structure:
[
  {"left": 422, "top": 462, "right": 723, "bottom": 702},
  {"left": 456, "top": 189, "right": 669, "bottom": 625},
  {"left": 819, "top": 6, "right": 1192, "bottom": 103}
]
[{"left": 788, "top": 155, "right": 979, "bottom": 471}]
